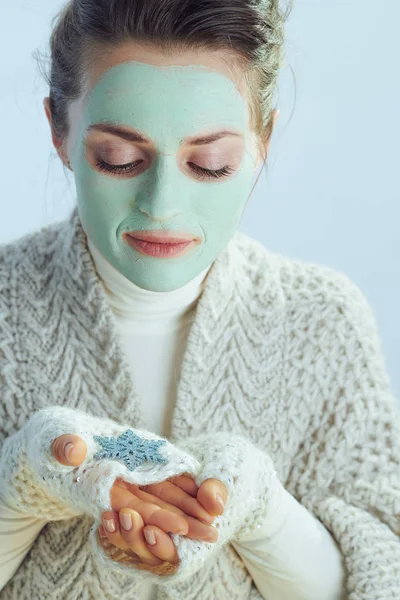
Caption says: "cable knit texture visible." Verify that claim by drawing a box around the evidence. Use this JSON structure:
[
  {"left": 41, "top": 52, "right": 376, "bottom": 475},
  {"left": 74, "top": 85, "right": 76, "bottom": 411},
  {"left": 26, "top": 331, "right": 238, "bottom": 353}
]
[{"left": 0, "top": 204, "right": 399, "bottom": 599}]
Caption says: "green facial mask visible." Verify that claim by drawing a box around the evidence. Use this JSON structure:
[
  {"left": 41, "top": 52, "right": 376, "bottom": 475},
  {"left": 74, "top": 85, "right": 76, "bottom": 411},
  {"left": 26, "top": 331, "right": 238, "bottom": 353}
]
[{"left": 69, "top": 61, "right": 258, "bottom": 292}]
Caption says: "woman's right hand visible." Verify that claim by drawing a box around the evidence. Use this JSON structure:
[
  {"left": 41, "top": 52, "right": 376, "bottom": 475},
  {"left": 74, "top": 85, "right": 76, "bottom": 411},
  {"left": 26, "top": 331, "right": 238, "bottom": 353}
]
[{"left": 51, "top": 433, "right": 221, "bottom": 568}]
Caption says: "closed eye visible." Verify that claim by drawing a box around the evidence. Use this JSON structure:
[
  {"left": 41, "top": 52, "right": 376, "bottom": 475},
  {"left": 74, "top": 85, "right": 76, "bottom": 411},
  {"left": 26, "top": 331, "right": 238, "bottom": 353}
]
[
  {"left": 94, "top": 158, "right": 234, "bottom": 180},
  {"left": 187, "top": 163, "right": 234, "bottom": 180}
]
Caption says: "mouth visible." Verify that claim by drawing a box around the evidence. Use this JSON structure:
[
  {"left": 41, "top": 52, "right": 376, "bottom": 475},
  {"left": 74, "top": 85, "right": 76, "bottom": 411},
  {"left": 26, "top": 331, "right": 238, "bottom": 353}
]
[{"left": 122, "top": 230, "right": 201, "bottom": 259}]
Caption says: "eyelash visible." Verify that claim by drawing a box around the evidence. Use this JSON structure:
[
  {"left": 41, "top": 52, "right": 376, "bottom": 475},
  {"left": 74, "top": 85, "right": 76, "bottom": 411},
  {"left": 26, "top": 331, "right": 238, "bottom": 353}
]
[{"left": 94, "top": 159, "right": 234, "bottom": 180}]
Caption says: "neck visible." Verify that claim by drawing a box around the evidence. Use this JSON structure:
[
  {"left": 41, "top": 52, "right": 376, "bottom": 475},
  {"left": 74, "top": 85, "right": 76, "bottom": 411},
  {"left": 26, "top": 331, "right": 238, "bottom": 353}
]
[{"left": 87, "top": 236, "right": 213, "bottom": 334}]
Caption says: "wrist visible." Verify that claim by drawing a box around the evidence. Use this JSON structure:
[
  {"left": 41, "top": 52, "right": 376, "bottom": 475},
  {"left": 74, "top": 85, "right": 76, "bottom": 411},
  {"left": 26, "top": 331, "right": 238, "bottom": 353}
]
[
  {"left": 168, "top": 433, "right": 279, "bottom": 570},
  {"left": 232, "top": 476, "right": 288, "bottom": 544}
]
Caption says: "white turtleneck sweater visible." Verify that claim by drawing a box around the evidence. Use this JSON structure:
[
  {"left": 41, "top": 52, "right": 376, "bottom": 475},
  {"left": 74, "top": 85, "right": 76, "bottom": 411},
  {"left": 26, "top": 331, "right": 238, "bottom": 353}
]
[{"left": 0, "top": 236, "right": 346, "bottom": 600}]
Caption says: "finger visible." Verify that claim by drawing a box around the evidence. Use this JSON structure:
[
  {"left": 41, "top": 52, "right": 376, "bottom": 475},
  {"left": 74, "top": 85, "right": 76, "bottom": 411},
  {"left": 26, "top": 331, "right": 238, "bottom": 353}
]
[
  {"left": 182, "top": 514, "right": 219, "bottom": 543},
  {"left": 119, "top": 481, "right": 216, "bottom": 533},
  {"left": 104, "top": 509, "right": 218, "bottom": 542},
  {"left": 143, "top": 525, "right": 180, "bottom": 564},
  {"left": 106, "top": 506, "right": 216, "bottom": 544},
  {"left": 167, "top": 473, "right": 199, "bottom": 497},
  {"left": 101, "top": 510, "right": 129, "bottom": 551},
  {"left": 145, "top": 507, "right": 189, "bottom": 535},
  {"left": 118, "top": 509, "right": 163, "bottom": 565},
  {"left": 135, "top": 498, "right": 217, "bottom": 543},
  {"left": 112, "top": 481, "right": 188, "bottom": 520},
  {"left": 115, "top": 481, "right": 186, "bottom": 518},
  {"left": 110, "top": 485, "right": 188, "bottom": 534},
  {"left": 101, "top": 510, "right": 161, "bottom": 566},
  {"left": 140, "top": 480, "right": 215, "bottom": 524},
  {"left": 197, "top": 478, "right": 228, "bottom": 517},
  {"left": 51, "top": 434, "right": 87, "bottom": 466}
]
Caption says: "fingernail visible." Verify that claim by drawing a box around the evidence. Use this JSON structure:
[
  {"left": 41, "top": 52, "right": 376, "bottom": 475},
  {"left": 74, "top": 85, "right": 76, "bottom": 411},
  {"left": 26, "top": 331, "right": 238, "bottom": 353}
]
[
  {"left": 177, "top": 527, "right": 187, "bottom": 535},
  {"left": 205, "top": 529, "right": 218, "bottom": 543},
  {"left": 144, "top": 528, "right": 156, "bottom": 545},
  {"left": 64, "top": 442, "right": 74, "bottom": 463},
  {"left": 98, "top": 525, "right": 106, "bottom": 537},
  {"left": 199, "top": 515, "right": 214, "bottom": 525},
  {"left": 216, "top": 493, "right": 224, "bottom": 510},
  {"left": 120, "top": 512, "right": 132, "bottom": 531},
  {"left": 103, "top": 518, "right": 116, "bottom": 533}
]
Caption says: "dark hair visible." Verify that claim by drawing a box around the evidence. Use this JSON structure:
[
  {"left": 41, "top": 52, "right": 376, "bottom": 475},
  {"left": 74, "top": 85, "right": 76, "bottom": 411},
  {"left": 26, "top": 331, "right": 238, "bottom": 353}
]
[{"left": 36, "top": 0, "right": 293, "bottom": 163}]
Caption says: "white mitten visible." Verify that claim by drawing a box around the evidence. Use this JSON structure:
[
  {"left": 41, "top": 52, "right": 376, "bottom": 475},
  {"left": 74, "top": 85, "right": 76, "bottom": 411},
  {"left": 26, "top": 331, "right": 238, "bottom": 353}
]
[
  {"left": 0, "top": 405, "right": 200, "bottom": 522},
  {"left": 93, "top": 431, "right": 283, "bottom": 586}
]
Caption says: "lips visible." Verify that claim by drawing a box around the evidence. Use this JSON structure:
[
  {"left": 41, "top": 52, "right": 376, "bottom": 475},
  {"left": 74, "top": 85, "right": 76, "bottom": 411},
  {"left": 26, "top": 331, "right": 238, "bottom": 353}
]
[
  {"left": 122, "top": 230, "right": 200, "bottom": 259},
  {"left": 125, "top": 230, "right": 197, "bottom": 244}
]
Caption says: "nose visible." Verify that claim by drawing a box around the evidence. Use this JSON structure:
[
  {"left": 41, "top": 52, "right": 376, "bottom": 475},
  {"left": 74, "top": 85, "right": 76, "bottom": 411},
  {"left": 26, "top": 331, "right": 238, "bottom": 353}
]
[{"left": 136, "top": 155, "right": 183, "bottom": 222}]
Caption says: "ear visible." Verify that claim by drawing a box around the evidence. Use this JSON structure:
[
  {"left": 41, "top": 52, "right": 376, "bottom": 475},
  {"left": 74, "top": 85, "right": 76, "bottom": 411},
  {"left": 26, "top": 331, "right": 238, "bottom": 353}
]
[
  {"left": 253, "top": 108, "right": 280, "bottom": 173},
  {"left": 43, "top": 97, "right": 71, "bottom": 169}
]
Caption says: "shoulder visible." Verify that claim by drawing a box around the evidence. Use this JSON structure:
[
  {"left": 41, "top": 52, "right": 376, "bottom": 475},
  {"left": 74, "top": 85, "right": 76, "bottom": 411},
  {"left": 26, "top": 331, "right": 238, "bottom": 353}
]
[
  {"left": 0, "top": 218, "right": 68, "bottom": 360},
  {"left": 0, "top": 218, "right": 64, "bottom": 263},
  {"left": 0, "top": 218, "right": 67, "bottom": 293},
  {"left": 231, "top": 230, "right": 378, "bottom": 335}
]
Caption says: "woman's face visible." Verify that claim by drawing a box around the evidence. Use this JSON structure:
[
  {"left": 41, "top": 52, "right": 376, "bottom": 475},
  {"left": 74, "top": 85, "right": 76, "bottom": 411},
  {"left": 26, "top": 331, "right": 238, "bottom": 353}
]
[{"left": 58, "top": 43, "right": 272, "bottom": 291}]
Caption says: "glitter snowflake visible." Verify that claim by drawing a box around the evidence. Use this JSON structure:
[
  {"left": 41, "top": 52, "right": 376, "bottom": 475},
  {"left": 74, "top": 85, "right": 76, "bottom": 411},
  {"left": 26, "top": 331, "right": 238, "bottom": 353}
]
[{"left": 93, "top": 429, "right": 168, "bottom": 471}]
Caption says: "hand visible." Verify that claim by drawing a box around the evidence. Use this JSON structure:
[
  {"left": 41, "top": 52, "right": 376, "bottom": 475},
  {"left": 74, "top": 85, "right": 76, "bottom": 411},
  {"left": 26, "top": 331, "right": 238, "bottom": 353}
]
[{"left": 51, "top": 434, "right": 225, "bottom": 569}]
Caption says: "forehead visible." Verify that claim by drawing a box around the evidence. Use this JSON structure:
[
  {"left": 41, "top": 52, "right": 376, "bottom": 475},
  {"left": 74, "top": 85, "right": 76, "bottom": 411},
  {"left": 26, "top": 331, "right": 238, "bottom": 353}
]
[{"left": 81, "top": 61, "right": 250, "bottom": 146}]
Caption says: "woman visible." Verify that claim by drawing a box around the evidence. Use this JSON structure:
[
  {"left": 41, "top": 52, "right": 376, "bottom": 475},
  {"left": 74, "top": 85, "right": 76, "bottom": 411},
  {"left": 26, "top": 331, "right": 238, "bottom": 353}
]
[{"left": 0, "top": 0, "right": 399, "bottom": 599}]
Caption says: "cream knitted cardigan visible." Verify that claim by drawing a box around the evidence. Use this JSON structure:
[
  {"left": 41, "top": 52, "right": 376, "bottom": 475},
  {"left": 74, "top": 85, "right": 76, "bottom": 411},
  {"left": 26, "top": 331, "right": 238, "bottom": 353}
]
[{"left": 0, "top": 205, "right": 399, "bottom": 600}]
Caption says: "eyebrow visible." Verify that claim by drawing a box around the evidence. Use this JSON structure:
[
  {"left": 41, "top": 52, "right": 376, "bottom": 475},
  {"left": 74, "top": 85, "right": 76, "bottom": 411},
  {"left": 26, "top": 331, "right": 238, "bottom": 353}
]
[{"left": 86, "top": 123, "right": 243, "bottom": 146}]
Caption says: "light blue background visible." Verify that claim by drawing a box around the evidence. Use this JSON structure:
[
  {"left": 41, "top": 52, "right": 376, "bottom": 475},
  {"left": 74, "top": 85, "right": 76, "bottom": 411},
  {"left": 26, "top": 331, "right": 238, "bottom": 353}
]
[{"left": 1, "top": 1, "right": 398, "bottom": 398}]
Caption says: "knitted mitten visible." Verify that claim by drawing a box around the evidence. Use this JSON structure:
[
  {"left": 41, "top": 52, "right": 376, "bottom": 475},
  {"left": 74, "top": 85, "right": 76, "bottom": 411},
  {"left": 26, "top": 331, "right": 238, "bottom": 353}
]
[
  {"left": 93, "top": 431, "right": 282, "bottom": 586},
  {"left": 0, "top": 405, "right": 200, "bottom": 521}
]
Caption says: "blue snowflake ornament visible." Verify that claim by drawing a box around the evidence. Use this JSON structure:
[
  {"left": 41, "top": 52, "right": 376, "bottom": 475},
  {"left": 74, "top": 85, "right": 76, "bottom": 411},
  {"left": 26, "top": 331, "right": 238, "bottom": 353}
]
[{"left": 93, "top": 429, "right": 168, "bottom": 471}]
